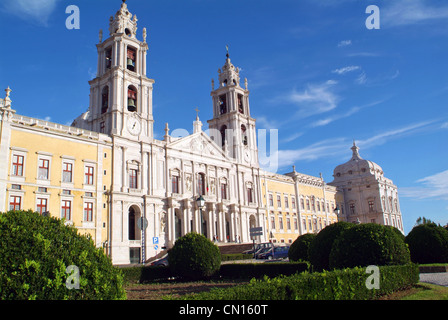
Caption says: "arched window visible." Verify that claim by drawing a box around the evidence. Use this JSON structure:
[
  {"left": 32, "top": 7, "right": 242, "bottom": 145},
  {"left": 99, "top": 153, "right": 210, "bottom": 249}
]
[
  {"left": 128, "top": 86, "right": 137, "bottom": 112},
  {"left": 101, "top": 86, "right": 109, "bottom": 114}
]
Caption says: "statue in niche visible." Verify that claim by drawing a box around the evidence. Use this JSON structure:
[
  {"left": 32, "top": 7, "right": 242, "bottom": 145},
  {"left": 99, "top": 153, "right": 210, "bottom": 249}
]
[{"left": 160, "top": 211, "right": 166, "bottom": 233}]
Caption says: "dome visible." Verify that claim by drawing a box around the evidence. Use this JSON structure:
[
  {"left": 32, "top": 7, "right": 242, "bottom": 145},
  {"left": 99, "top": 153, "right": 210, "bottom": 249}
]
[{"left": 333, "top": 142, "right": 383, "bottom": 179}]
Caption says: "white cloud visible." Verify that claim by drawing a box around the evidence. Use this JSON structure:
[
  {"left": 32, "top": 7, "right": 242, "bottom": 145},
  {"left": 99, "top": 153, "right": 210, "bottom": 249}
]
[
  {"left": 357, "top": 120, "right": 437, "bottom": 149},
  {"left": 1, "top": 0, "right": 60, "bottom": 26},
  {"left": 442, "top": 122, "right": 448, "bottom": 129},
  {"left": 400, "top": 170, "right": 448, "bottom": 200},
  {"left": 356, "top": 72, "right": 367, "bottom": 85},
  {"left": 332, "top": 66, "right": 360, "bottom": 75},
  {"left": 337, "top": 40, "right": 352, "bottom": 47},
  {"left": 287, "top": 81, "right": 339, "bottom": 119},
  {"left": 383, "top": 0, "right": 448, "bottom": 27},
  {"left": 310, "top": 100, "right": 385, "bottom": 128}
]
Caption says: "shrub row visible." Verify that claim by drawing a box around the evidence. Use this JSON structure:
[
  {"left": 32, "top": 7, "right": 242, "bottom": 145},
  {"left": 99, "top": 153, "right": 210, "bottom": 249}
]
[
  {"left": 121, "top": 262, "right": 310, "bottom": 283},
  {"left": 219, "top": 262, "right": 309, "bottom": 279},
  {"left": 221, "top": 253, "right": 253, "bottom": 261},
  {"left": 181, "top": 264, "right": 419, "bottom": 300}
]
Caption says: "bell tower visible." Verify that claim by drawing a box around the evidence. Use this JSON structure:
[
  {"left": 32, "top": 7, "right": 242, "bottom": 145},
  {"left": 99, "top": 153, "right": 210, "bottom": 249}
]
[
  {"left": 84, "top": 0, "right": 154, "bottom": 140},
  {"left": 208, "top": 50, "right": 258, "bottom": 166}
]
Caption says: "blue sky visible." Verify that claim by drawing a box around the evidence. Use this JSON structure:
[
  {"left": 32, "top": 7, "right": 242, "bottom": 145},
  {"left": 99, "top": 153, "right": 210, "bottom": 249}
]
[{"left": 0, "top": 0, "right": 447, "bottom": 234}]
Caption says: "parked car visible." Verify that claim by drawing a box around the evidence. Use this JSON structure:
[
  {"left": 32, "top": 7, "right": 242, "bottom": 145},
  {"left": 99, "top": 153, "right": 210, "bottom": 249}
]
[
  {"left": 258, "top": 246, "right": 290, "bottom": 260},
  {"left": 243, "top": 242, "right": 273, "bottom": 255},
  {"left": 255, "top": 246, "right": 274, "bottom": 259},
  {"left": 150, "top": 255, "right": 168, "bottom": 266}
]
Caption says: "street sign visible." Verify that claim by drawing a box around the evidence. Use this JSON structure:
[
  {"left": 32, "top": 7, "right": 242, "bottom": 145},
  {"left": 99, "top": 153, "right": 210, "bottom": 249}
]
[
  {"left": 250, "top": 227, "right": 263, "bottom": 237},
  {"left": 153, "top": 237, "right": 159, "bottom": 245},
  {"left": 154, "top": 245, "right": 159, "bottom": 251}
]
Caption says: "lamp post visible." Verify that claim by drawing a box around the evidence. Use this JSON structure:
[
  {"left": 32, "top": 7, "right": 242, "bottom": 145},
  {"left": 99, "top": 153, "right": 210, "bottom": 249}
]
[{"left": 196, "top": 195, "right": 205, "bottom": 236}]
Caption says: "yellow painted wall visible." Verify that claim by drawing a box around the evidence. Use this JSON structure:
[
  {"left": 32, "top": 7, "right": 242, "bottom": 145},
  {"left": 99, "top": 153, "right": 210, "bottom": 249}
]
[
  {"left": 6, "top": 127, "right": 112, "bottom": 245},
  {"left": 262, "top": 175, "right": 340, "bottom": 244}
]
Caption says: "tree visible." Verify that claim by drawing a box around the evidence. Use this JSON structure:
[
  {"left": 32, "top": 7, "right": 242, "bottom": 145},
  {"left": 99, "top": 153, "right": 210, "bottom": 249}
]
[
  {"left": 288, "top": 233, "right": 316, "bottom": 262},
  {"left": 308, "top": 221, "right": 353, "bottom": 271},
  {"left": 0, "top": 210, "right": 126, "bottom": 300},
  {"left": 168, "top": 232, "right": 221, "bottom": 280},
  {"left": 329, "top": 223, "right": 410, "bottom": 269},
  {"left": 405, "top": 223, "right": 448, "bottom": 264}
]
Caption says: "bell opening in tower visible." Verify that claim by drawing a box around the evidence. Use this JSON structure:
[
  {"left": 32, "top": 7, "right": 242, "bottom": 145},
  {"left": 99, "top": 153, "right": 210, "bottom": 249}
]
[
  {"left": 219, "top": 94, "right": 227, "bottom": 114},
  {"left": 127, "top": 47, "right": 136, "bottom": 72},
  {"left": 105, "top": 48, "right": 112, "bottom": 70},
  {"left": 101, "top": 86, "right": 109, "bottom": 114},
  {"left": 128, "top": 86, "right": 137, "bottom": 112}
]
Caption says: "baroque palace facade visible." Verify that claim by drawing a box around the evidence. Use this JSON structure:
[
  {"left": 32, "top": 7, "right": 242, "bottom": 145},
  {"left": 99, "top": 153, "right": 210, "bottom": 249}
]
[{"left": 0, "top": 2, "right": 404, "bottom": 265}]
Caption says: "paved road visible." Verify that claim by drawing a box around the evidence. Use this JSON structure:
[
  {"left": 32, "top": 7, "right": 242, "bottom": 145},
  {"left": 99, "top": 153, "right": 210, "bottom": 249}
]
[{"left": 419, "top": 272, "right": 448, "bottom": 287}]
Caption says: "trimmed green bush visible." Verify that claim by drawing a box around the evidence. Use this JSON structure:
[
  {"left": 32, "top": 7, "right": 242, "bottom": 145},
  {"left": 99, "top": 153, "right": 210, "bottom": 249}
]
[
  {"left": 405, "top": 223, "right": 448, "bottom": 264},
  {"left": 121, "top": 265, "right": 171, "bottom": 284},
  {"left": 0, "top": 210, "right": 126, "bottom": 300},
  {"left": 309, "top": 221, "right": 353, "bottom": 271},
  {"left": 329, "top": 223, "right": 410, "bottom": 269},
  {"left": 180, "top": 264, "right": 419, "bottom": 300},
  {"left": 288, "top": 233, "right": 316, "bottom": 262},
  {"left": 221, "top": 253, "right": 253, "bottom": 261},
  {"left": 168, "top": 232, "right": 221, "bottom": 280},
  {"left": 220, "top": 262, "right": 309, "bottom": 279}
]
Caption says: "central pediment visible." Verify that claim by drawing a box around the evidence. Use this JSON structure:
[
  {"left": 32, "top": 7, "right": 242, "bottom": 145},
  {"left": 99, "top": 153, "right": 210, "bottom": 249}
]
[{"left": 166, "top": 131, "right": 233, "bottom": 162}]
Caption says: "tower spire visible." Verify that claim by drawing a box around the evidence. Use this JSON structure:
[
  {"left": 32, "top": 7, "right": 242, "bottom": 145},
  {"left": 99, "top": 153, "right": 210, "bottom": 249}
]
[{"left": 351, "top": 140, "right": 362, "bottom": 160}]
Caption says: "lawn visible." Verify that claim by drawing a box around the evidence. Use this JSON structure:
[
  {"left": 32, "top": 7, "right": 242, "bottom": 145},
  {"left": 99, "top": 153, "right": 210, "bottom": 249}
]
[{"left": 124, "top": 281, "right": 448, "bottom": 300}]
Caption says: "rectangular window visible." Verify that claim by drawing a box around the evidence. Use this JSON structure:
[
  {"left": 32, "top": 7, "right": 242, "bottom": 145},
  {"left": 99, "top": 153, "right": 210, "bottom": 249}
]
[
  {"left": 62, "top": 162, "right": 73, "bottom": 183},
  {"left": 172, "top": 175, "right": 179, "bottom": 194},
  {"left": 37, "top": 198, "right": 48, "bottom": 214},
  {"left": 303, "top": 218, "right": 307, "bottom": 231},
  {"left": 306, "top": 199, "right": 310, "bottom": 210},
  {"left": 291, "top": 197, "right": 296, "bottom": 209},
  {"left": 12, "top": 155, "right": 24, "bottom": 176},
  {"left": 84, "top": 202, "right": 93, "bottom": 222},
  {"left": 9, "top": 196, "right": 21, "bottom": 211},
  {"left": 38, "top": 187, "right": 47, "bottom": 193},
  {"left": 350, "top": 203, "right": 356, "bottom": 215},
  {"left": 300, "top": 198, "right": 305, "bottom": 210},
  {"left": 221, "top": 183, "right": 227, "bottom": 200},
  {"left": 269, "top": 194, "right": 273, "bottom": 207},
  {"left": 38, "top": 159, "right": 49, "bottom": 180},
  {"left": 286, "top": 217, "right": 291, "bottom": 230},
  {"left": 271, "top": 215, "right": 276, "bottom": 229},
  {"left": 247, "top": 187, "right": 253, "bottom": 203},
  {"left": 129, "top": 169, "right": 138, "bottom": 189},
  {"left": 85, "top": 166, "right": 94, "bottom": 185},
  {"left": 279, "top": 216, "right": 284, "bottom": 230},
  {"left": 277, "top": 195, "right": 281, "bottom": 208},
  {"left": 368, "top": 200, "right": 375, "bottom": 212},
  {"left": 61, "top": 200, "right": 71, "bottom": 220},
  {"left": 198, "top": 173, "right": 205, "bottom": 195},
  {"left": 294, "top": 218, "right": 298, "bottom": 231},
  {"left": 284, "top": 196, "right": 289, "bottom": 209}
]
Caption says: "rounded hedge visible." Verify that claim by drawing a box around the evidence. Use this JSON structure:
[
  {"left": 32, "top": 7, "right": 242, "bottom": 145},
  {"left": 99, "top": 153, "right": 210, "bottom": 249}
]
[
  {"left": 308, "top": 221, "right": 353, "bottom": 271},
  {"left": 288, "top": 233, "right": 316, "bottom": 262},
  {"left": 329, "top": 223, "right": 410, "bottom": 269},
  {"left": 168, "top": 232, "right": 221, "bottom": 280},
  {"left": 0, "top": 210, "right": 126, "bottom": 300},
  {"left": 405, "top": 223, "right": 448, "bottom": 264}
]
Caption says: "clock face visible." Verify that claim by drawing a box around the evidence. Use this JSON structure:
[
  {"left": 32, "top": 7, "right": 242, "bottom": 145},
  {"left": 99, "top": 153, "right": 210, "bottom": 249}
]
[{"left": 127, "top": 117, "right": 141, "bottom": 136}]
